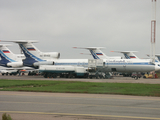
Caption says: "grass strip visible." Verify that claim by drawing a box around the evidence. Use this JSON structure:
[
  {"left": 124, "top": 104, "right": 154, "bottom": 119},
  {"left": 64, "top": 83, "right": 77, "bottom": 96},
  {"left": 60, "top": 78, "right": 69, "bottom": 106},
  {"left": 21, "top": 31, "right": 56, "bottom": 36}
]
[{"left": 0, "top": 79, "right": 160, "bottom": 97}]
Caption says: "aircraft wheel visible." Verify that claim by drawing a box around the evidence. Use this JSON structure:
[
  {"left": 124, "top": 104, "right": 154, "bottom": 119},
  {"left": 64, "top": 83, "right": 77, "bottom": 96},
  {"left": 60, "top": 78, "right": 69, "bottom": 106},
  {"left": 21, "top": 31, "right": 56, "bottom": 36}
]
[
  {"left": 44, "top": 73, "right": 48, "bottom": 78},
  {"left": 96, "top": 76, "right": 99, "bottom": 79},
  {"left": 84, "top": 74, "right": 89, "bottom": 78},
  {"left": 68, "top": 74, "right": 73, "bottom": 78},
  {"left": 52, "top": 73, "right": 57, "bottom": 78},
  {"left": 60, "top": 74, "right": 64, "bottom": 78},
  {"left": 47, "top": 73, "right": 52, "bottom": 78},
  {"left": 134, "top": 76, "right": 138, "bottom": 80}
]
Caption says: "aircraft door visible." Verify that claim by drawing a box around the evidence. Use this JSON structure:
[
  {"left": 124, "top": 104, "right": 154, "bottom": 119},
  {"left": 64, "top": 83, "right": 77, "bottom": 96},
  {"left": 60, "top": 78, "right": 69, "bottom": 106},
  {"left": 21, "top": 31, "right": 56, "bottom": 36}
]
[
  {"left": 105, "top": 60, "right": 108, "bottom": 68},
  {"left": 104, "top": 60, "right": 109, "bottom": 72},
  {"left": 123, "top": 61, "right": 127, "bottom": 71},
  {"left": 103, "top": 62, "right": 106, "bottom": 68}
]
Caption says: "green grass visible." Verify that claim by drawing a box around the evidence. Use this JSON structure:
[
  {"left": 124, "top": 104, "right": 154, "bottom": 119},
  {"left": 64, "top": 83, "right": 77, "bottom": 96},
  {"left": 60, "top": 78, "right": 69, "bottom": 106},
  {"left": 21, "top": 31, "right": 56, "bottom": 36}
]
[{"left": 0, "top": 79, "right": 160, "bottom": 97}]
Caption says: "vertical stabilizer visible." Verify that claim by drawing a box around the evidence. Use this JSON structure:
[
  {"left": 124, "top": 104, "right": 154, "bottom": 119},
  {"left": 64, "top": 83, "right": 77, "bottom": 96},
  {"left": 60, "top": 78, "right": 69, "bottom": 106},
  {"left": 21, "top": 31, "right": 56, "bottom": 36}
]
[
  {"left": 87, "top": 47, "right": 108, "bottom": 59},
  {"left": 0, "top": 44, "right": 23, "bottom": 67},
  {"left": 0, "top": 44, "right": 16, "bottom": 66},
  {"left": 111, "top": 51, "right": 139, "bottom": 59},
  {"left": 0, "top": 40, "right": 45, "bottom": 66},
  {"left": 18, "top": 42, "right": 45, "bottom": 66},
  {"left": 0, "top": 40, "right": 60, "bottom": 67},
  {"left": 73, "top": 47, "right": 108, "bottom": 59}
]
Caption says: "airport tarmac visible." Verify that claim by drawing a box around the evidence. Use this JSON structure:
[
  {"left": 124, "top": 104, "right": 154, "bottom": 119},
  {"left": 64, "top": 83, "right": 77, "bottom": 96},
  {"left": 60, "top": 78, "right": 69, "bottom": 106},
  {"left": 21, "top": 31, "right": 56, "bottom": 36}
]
[
  {"left": 1, "top": 75, "right": 160, "bottom": 84},
  {"left": 0, "top": 76, "right": 160, "bottom": 120},
  {"left": 0, "top": 91, "right": 160, "bottom": 120}
]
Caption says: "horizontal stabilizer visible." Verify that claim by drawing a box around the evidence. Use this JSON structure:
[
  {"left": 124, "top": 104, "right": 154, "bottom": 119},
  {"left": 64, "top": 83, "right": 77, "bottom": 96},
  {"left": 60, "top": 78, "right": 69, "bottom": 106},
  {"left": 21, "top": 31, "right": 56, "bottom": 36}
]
[
  {"left": 73, "top": 47, "right": 105, "bottom": 50},
  {"left": 111, "top": 51, "right": 138, "bottom": 53},
  {"left": 80, "top": 53, "right": 91, "bottom": 55},
  {"left": 0, "top": 44, "right": 12, "bottom": 47},
  {"left": 0, "top": 40, "right": 38, "bottom": 43},
  {"left": 145, "top": 54, "right": 160, "bottom": 57}
]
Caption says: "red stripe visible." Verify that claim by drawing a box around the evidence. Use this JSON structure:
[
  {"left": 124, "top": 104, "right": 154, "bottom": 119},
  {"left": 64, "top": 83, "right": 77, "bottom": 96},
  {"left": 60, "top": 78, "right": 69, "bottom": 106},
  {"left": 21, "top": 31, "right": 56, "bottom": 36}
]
[
  {"left": 130, "top": 56, "right": 136, "bottom": 58},
  {"left": 3, "top": 51, "right": 10, "bottom": 53},
  {"left": 96, "top": 54, "right": 103, "bottom": 55}
]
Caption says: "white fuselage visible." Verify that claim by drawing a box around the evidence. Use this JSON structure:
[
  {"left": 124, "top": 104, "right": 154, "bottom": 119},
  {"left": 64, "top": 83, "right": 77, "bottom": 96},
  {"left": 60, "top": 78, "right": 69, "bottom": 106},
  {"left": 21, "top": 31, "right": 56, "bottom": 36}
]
[{"left": 51, "top": 59, "right": 159, "bottom": 72}]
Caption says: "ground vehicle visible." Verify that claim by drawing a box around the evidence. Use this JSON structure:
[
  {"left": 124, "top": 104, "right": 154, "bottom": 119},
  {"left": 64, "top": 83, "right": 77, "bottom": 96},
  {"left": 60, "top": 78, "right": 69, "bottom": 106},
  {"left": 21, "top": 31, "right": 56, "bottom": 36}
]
[
  {"left": 131, "top": 72, "right": 142, "bottom": 80},
  {"left": 143, "top": 73, "right": 158, "bottom": 78},
  {"left": 0, "top": 70, "right": 18, "bottom": 76},
  {"left": 121, "top": 73, "right": 132, "bottom": 77},
  {"left": 39, "top": 65, "right": 88, "bottom": 78}
]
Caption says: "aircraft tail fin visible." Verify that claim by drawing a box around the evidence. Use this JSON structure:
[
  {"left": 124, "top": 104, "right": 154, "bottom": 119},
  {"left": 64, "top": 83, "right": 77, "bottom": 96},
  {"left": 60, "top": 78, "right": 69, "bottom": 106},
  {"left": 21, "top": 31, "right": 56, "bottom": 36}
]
[
  {"left": 0, "top": 44, "right": 17, "bottom": 66},
  {"left": 155, "top": 54, "right": 160, "bottom": 62},
  {"left": 18, "top": 42, "right": 45, "bottom": 66},
  {"left": 111, "top": 51, "right": 139, "bottom": 59},
  {"left": 73, "top": 47, "right": 108, "bottom": 59},
  {"left": 0, "top": 40, "right": 45, "bottom": 66}
]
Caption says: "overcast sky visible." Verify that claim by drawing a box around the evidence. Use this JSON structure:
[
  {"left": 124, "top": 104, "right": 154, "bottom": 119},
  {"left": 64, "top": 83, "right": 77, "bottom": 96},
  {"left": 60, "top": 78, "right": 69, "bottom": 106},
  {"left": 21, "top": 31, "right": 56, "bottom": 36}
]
[{"left": 0, "top": 0, "right": 160, "bottom": 59}]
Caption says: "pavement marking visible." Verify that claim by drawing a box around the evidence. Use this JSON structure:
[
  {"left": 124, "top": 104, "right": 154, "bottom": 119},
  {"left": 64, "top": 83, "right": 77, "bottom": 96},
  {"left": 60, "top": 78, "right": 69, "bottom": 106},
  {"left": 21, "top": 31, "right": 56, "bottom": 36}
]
[
  {"left": 0, "top": 111, "right": 160, "bottom": 120},
  {"left": 1, "top": 100, "right": 160, "bottom": 110}
]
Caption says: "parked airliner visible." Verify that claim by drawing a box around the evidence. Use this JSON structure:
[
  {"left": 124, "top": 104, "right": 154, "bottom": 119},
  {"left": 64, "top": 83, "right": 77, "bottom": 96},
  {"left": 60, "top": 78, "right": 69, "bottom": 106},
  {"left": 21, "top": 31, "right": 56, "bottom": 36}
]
[
  {"left": 0, "top": 44, "right": 34, "bottom": 75},
  {"left": 0, "top": 40, "right": 60, "bottom": 67},
  {"left": 1, "top": 40, "right": 160, "bottom": 73},
  {"left": 0, "top": 44, "right": 24, "bottom": 67}
]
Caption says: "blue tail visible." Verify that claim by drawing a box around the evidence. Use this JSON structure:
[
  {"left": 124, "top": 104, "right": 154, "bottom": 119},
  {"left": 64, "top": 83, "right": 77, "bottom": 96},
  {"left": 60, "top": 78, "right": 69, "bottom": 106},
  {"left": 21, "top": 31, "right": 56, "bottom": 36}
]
[
  {"left": 89, "top": 50, "right": 100, "bottom": 59},
  {"left": 19, "top": 44, "right": 45, "bottom": 66},
  {"left": 124, "top": 53, "right": 130, "bottom": 59},
  {"left": 0, "top": 50, "right": 16, "bottom": 67},
  {"left": 156, "top": 56, "right": 160, "bottom": 62}
]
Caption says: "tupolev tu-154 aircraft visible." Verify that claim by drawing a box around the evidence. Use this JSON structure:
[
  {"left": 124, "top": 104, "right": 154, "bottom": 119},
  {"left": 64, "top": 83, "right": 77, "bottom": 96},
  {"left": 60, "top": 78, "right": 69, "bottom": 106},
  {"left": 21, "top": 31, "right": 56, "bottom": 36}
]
[
  {"left": 1, "top": 40, "right": 60, "bottom": 68},
  {"left": 0, "top": 44, "right": 34, "bottom": 75},
  {"left": 1, "top": 40, "right": 160, "bottom": 78},
  {"left": 0, "top": 44, "right": 25, "bottom": 67}
]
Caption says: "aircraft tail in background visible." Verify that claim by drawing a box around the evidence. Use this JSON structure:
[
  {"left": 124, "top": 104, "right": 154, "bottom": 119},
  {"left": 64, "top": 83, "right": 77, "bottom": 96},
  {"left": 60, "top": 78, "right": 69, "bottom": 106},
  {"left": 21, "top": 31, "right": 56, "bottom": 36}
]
[
  {"left": 73, "top": 47, "right": 122, "bottom": 59},
  {"left": 0, "top": 40, "right": 60, "bottom": 67},
  {"left": 111, "top": 51, "right": 139, "bottom": 59},
  {"left": 155, "top": 55, "right": 160, "bottom": 62},
  {"left": 0, "top": 44, "right": 23, "bottom": 67}
]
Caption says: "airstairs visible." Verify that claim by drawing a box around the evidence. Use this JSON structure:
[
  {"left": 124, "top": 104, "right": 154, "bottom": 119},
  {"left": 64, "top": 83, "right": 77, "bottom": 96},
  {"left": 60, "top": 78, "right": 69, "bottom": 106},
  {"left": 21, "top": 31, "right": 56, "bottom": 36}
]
[{"left": 88, "top": 59, "right": 113, "bottom": 79}]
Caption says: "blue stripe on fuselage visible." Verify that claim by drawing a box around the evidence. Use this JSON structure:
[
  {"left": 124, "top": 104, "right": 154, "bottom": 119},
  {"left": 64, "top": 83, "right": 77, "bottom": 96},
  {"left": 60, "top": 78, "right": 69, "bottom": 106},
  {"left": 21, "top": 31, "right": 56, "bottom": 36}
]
[{"left": 53, "top": 62, "right": 152, "bottom": 66}]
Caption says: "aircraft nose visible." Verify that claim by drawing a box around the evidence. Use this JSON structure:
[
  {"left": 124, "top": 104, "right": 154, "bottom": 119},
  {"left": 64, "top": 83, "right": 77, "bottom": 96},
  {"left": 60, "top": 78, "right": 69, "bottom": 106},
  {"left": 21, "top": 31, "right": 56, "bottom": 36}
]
[{"left": 155, "top": 65, "right": 160, "bottom": 71}]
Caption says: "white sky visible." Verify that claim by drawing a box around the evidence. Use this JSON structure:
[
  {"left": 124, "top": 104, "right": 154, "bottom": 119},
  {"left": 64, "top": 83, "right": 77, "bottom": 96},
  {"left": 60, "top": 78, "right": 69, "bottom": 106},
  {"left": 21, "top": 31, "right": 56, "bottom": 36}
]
[{"left": 0, "top": 0, "right": 160, "bottom": 59}]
